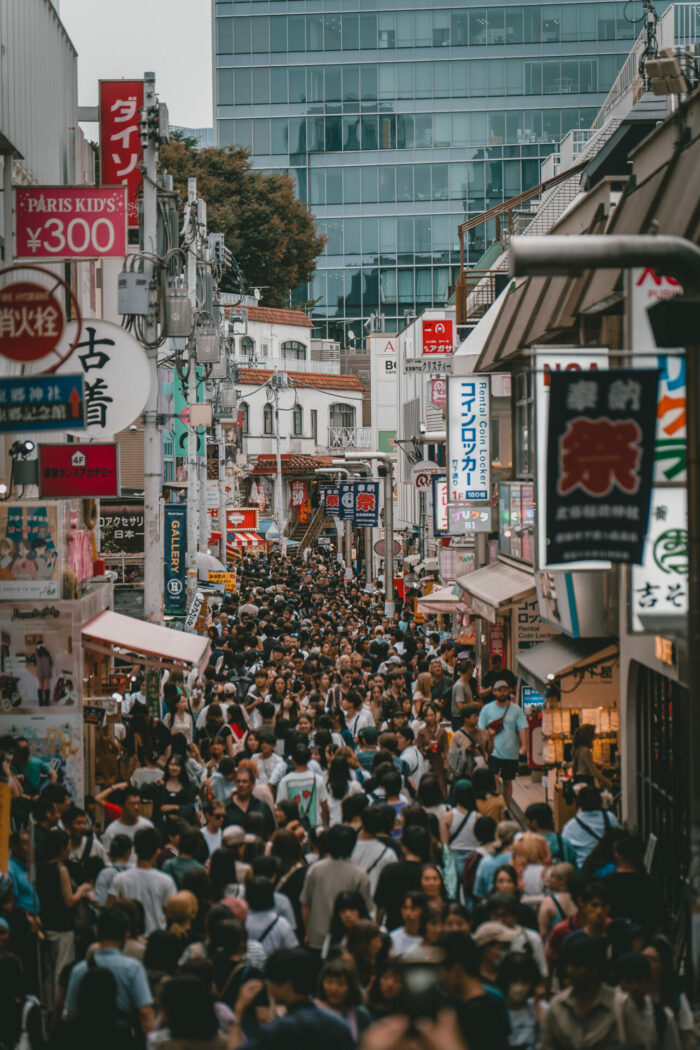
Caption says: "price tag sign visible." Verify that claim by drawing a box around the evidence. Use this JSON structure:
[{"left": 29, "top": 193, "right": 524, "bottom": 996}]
[{"left": 15, "top": 187, "right": 128, "bottom": 259}]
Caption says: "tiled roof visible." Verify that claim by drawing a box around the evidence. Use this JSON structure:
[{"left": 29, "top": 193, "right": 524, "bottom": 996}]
[
  {"left": 251, "top": 454, "right": 335, "bottom": 475},
  {"left": 237, "top": 368, "right": 364, "bottom": 392},
  {"left": 223, "top": 305, "right": 314, "bottom": 328}
]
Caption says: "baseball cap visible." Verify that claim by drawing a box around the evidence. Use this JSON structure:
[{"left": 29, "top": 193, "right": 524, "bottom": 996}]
[
  {"left": 222, "top": 826, "right": 245, "bottom": 846},
  {"left": 492, "top": 680, "right": 510, "bottom": 690},
  {"left": 473, "top": 921, "right": 518, "bottom": 947}
]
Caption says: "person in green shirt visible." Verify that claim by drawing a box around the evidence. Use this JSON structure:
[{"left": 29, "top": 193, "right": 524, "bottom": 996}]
[
  {"left": 162, "top": 827, "right": 205, "bottom": 888},
  {"left": 11, "top": 738, "right": 56, "bottom": 796}
]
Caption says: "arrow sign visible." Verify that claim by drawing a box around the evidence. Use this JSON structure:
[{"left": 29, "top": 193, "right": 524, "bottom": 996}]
[{"left": 0, "top": 374, "right": 85, "bottom": 433}]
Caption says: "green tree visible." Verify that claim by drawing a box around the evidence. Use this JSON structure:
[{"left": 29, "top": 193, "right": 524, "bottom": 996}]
[{"left": 160, "top": 141, "right": 325, "bottom": 306}]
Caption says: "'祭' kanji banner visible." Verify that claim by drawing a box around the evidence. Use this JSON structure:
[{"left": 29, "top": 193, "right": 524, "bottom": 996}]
[
  {"left": 323, "top": 488, "right": 339, "bottom": 517},
  {"left": 545, "top": 369, "right": 659, "bottom": 565},
  {"left": 353, "top": 481, "right": 380, "bottom": 527}
]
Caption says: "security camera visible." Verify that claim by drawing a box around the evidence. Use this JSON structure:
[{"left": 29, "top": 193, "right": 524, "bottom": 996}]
[
  {"left": 128, "top": 424, "right": 139, "bottom": 432},
  {"left": 418, "top": 423, "right": 426, "bottom": 435}
]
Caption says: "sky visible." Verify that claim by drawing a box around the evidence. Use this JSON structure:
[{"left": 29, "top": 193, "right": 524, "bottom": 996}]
[{"left": 59, "top": 0, "right": 213, "bottom": 130}]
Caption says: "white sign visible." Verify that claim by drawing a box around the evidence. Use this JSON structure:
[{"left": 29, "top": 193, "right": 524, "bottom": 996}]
[
  {"left": 534, "top": 349, "right": 609, "bottom": 570},
  {"left": 433, "top": 477, "right": 448, "bottom": 533},
  {"left": 513, "top": 596, "right": 560, "bottom": 654},
  {"left": 629, "top": 268, "right": 686, "bottom": 485},
  {"left": 184, "top": 591, "right": 204, "bottom": 632},
  {"left": 447, "top": 376, "right": 490, "bottom": 501},
  {"left": 411, "top": 460, "right": 441, "bottom": 488},
  {"left": 446, "top": 504, "right": 492, "bottom": 534},
  {"left": 405, "top": 359, "right": 454, "bottom": 374},
  {"left": 630, "top": 486, "right": 687, "bottom": 631},
  {"left": 56, "top": 319, "right": 152, "bottom": 438}
]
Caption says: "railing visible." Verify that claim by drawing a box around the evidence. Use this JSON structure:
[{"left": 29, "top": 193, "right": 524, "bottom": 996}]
[
  {"left": 590, "top": 30, "right": 646, "bottom": 132},
  {"left": 328, "top": 426, "right": 372, "bottom": 449},
  {"left": 666, "top": 2, "right": 700, "bottom": 48},
  {"left": 298, "top": 503, "right": 329, "bottom": 551},
  {"left": 235, "top": 356, "right": 341, "bottom": 375}
]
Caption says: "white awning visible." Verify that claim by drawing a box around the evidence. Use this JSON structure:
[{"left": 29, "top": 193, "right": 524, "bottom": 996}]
[
  {"left": 456, "top": 560, "right": 535, "bottom": 623},
  {"left": 82, "top": 611, "right": 211, "bottom": 674},
  {"left": 417, "top": 585, "right": 466, "bottom": 615}
]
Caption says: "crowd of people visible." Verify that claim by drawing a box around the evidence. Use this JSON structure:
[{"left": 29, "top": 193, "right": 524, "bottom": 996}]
[{"left": 1, "top": 547, "right": 693, "bottom": 1050}]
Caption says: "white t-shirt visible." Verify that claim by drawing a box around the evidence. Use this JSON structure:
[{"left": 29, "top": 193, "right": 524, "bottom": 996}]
[
  {"left": 254, "top": 752, "right": 287, "bottom": 787},
  {"left": 201, "top": 827, "right": 222, "bottom": 856},
  {"left": 101, "top": 816, "right": 153, "bottom": 857},
  {"left": 390, "top": 927, "right": 422, "bottom": 957},
  {"left": 347, "top": 707, "right": 375, "bottom": 739},
  {"left": 110, "top": 866, "right": 177, "bottom": 934},
  {"left": 276, "top": 770, "right": 328, "bottom": 830},
  {"left": 326, "top": 779, "right": 364, "bottom": 826}
]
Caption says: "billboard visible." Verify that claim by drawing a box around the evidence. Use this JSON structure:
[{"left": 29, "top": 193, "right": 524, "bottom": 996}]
[
  {"left": 447, "top": 376, "right": 490, "bottom": 501},
  {"left": 99, "top": 79, "right": 145, "bottom": 228},
  {"left": 15, "top": 187, "right": 128, "bottom": 260}
]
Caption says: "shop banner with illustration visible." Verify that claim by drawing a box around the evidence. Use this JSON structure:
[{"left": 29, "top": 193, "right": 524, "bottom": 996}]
[
  {"left": 546, "top": 370, "right": 659, "bottom": 565},
  {"left": 0, "top": 503, "right": 61, "bottom": 600},
  {"left": 2, "top": 712, "right": 83, "bottom": 801}
]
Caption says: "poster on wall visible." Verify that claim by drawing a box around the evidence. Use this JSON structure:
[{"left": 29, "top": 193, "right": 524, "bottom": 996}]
[
  {"left": 2, "top": 713, "right": 83, "bottom": 801},
  {"left": 0, "top": 604, "right": 79, "bottom": 711},
  {"left": 0, "top": 503, "right": 61, "bottom": 600}
]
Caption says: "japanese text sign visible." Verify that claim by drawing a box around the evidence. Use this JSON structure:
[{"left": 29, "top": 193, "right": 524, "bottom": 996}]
[
  {"left": 354, "top": 481, "right": 380, "bottom": 527},
  {"left": 100, "top": 79, "right": 144, "bottom": 228},
  {"left": 422, "top": 319, "right": 454, "bottom": 355},
  {"left": 56, "top": 319, "right": 151, "bottom": 436},
  {"left": 447, "top": 376, "right": 490, "bottom": 501},
  {"left": 339, "top": 482, "right": 356, "bottom": 522},
  {"left": 0, "top": 282, "right": 64, "bottom": 362},
  {"left": 430, "top": 377, "right": 447, "bottom": 408},
  {"left": 545, "top": 369, "right": 659, "bottom": 565},
  {"left": 289, "top": 480, "right": 308, "bottom": 508},
  {"left": 15, "top": 187, "right": 128, "bottom": 260},
  {"left": 432, "top": 476, "right": 448, "bottom": 535},
  {"left": 630, "top": 268, "right": 686, "bottom": 484},
  {"left": 164, "top": 505, "right": 187, "bottom": 614},
  {"left": 323, "top": 487, "right": 339, "bottom": 517},
  {"left": 0, "top": 375, "right": 84, "bottom": 433},
  {"left": 38, "top": 442, "right": 119, "bottom": 498},
  {"left": 631, "top": 486, "right": 687, "bottom": 631},
  {"left": 99, "top": 503, "right": 145, "bottom": 554}
]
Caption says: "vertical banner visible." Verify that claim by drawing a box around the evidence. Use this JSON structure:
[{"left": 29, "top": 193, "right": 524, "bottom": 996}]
[
  {"left": 323, "top": 488, "right": 339, "bottom": 517},
  {"left": 339, "top": 482, "right": 356, "bottom": 522},
  {"left": 164, "top": 505, "right": 187, "bottom": 614},
  {"left": 546, "top": 370, "right": 659, "bottom": 565},
  {"left": 447, "top": 376, "right": 490, "bottom": 501},
  {"left": 99, "top": 79, "right": 145, "bottom": 228},
  {"left": 631, "top": 486, "right": 688, "bottom": 630},
  {"left": 432, "top": 475, "right": 448, "bottom": 535},
  {"left": 289, "top": 479, "right": 308, "bottom": 508},
  {"left": 353, "top": 481, "right": 380, "bottom": 527}
]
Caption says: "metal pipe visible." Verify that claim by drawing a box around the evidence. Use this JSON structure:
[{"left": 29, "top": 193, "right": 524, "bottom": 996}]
[
  {"left": 416, "top": 431, "right": 446, "bottom": 444},
  {"left": 510, "top": 235, "right": 700, "bottom": 287}
]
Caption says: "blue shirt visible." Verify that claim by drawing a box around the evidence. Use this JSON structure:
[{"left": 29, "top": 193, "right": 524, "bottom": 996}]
[
  {"left": 561, "top": 809, "right": 622, "bottom": 869},
  {"left": 478, "top": 701, "right": 528, "bottom": 760},
  {"left": 9, "top": 856, "right": 39, "bottom": 915},
  {"left": 65, "top": 948, "right": 153, "bottom": 1015},
  {"left": 473, "top": 851, "right": 513, "bottom": 899}
]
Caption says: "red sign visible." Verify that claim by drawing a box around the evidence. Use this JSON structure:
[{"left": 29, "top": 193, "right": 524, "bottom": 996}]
[
  {"left": 0, "top": 282, "right": 64, "bottom": 361},
  {"left": 422, "top": 319, "right": 454, "bottom": 355},
  {"left": 207, "top": 507, "right": 259, "bottom": 531},
  {"left": 39, "top": 443, "right": 120, "bottom": 498},
  {"left": 15, "top": 187, "right": 128, "bottom": 260},
  {"left": 100, "top": 80, "right": 145, "bottom": 228},
  {"left": 430, "top": 377, "right": 447, "bottom": 408}
]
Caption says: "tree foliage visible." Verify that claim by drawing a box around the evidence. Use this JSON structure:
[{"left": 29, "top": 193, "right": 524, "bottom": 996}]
[{"left": 160, "top": 141, "right": 325, "bottom": 306}]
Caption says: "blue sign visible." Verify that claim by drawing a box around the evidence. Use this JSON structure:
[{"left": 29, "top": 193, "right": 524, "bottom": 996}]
[
  {"left": 354, "top": 481, "right": 380, "bottom": 527},
  {"left": 339, "top": 482, "right": 355, "bottom": 522},
  {"left": 164, "top": 505, "right": 187, "bottom": 614},
  {"left": 521, "top": 685, "right": 546, "bottom": 709},
  {"left": 0, "top": 374, "right": 85, "bottom": 432},
  {"left": 323, "top": 487, "right": 339, "bottom": 518}
]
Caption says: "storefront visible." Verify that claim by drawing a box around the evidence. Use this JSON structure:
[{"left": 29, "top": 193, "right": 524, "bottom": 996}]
[{"left": 456, "top": 558, "right": 536, "bottom": 672}]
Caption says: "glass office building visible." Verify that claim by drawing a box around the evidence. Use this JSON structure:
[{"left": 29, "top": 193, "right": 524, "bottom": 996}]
[{"left": 213, "top": 1, "right": 635, "bottom": 340}]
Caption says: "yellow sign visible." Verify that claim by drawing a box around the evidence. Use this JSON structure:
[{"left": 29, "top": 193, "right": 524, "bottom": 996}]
[
  {"left": 208, "top": 571, "right": 237, "bottom": 586},
  {"left": 0, "top": 781, "right": 10, "bottom": 874}
]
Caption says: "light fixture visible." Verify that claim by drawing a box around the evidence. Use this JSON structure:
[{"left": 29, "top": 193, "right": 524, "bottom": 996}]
[{"left": 9, "top": 440, "right": 35, "bottom": 458}]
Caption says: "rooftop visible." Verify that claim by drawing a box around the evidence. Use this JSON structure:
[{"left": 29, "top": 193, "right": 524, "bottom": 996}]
[
  {"left": 222, "top": 305, "right": 314, "bottom": 329},
  {"left": 237, "top": 367, "right": 364, "bottom": 392}
]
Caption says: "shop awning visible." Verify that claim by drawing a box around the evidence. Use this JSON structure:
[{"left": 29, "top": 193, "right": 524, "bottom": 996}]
[
  {"left": 516, "top": 636, "right": 618, "bottom": 694},
  {"left": 455, "top": 560, "right": 535, "bottom": 623},
  {"left": 417, "top": 585, "right": 466, "bottom": 615},
  {"left": 229, "top": 531, "right": 264, "bottom": 547},
  {"left": 82, "top": 611, "right": 211, "bottom": 674}
]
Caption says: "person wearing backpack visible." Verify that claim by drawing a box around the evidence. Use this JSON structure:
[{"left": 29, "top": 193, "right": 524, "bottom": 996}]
[
  {"left": 449, "top": 704, "right": 491, "bottom": 781},
  {"left": 450, "top": 660, "right": 479, "bottom": 731},
  {"left": 63, "top": 805, "right": 107, "bottom": 885},
  {"left": 561, "top": 786, "right": 622, "bottom": 869}
]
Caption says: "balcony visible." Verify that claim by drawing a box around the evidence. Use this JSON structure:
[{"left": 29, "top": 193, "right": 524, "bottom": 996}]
[
  {"left": 327, "top": 426, "right": 372, "bottom": 450},
  {"left": 235, "top": 356, "right": 341, "bottom": 375}
]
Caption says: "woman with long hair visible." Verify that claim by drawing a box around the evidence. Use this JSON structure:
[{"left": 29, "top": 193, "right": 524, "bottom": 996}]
[
  {"left": 269, "top": 829, "right": 306, "bottom": 930},
  {"left": 196, "top": 703, "right": 235, "bottom": 759},
  {"left": 419, "top": 863, "right": 449, "bottom": 903},
  {"left": 415, "top": 705, "right": 449, "bottom": 799},
  {"left": 412, "top": 672, "right": 433, "bottom": 719},
  {"left": 154, "top": 754, "right": 198, "bottom": 826},
  {"left": 572, "top": 724, "right": 611, "bottom": 789},
  {"left": 472, "top": 767, "right": 507, "bottom": 824},
  {"left": 344, "top": 919, "right": 387, "bottom": 990},
  {"left": 324, "top": 890, "right": 370, "bottom": 957},
  {"left": 163, "top": 690, "right": 194, "bottom": 744},
  {"left": 326, "top": 755, "right": 364, "bottom": 826},
  {"left": 315, "top": 958, "right": 372, "bottom": 1040},
  {"left": 439, "top": 779, "right": 480, "bottom": 882},
  {"left": 511, "top": 832, "right": 552, "bottom": 903},
  {"left": 366, "top": 958, "right": 407, "bottom": 1020}
]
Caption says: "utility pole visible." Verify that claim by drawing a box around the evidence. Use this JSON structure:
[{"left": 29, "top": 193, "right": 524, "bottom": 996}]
[
  {"left": 271, "top": 369, "right": 287, "bottom": 547},
  {"left": 185, "top": 177, "right": 200, "bottom": 605},
  {"left": 217, "top": 421, "right": 227, "bottom": 563},
  {"left": 344, "top": 451, "right": 395, "bottom": 615},
  {"left": 141, "top": 72, "right": 162, "bottom": 623}
]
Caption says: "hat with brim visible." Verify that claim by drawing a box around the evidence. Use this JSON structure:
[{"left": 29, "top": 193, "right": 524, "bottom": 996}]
[
  {"left": 473, "top": 921, "right": 518, "bottom": 947},
  {"left": 492, "top": 680, "right": 510, "bottom": 690}
]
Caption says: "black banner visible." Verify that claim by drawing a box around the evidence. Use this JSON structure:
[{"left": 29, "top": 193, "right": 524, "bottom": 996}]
[
  {"left": 546, "top": 369, "right": 659, "bottom": 565},
  {"left": 164, "top": 504, "right": 187, "bottom": 613}
]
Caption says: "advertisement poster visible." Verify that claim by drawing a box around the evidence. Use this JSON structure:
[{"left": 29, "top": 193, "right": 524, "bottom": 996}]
[
  {"left": 2, "top": 713, "right": 83, "bottom": 801},
  {"left": 1, "top": 604, "right": 79, "bottom": 711},
  {"left": 546, "top": 370, "right": 658, "bottom": 565},
  {"left": 0, "top": 503, "right": 60, "bottom": 600},
  {"left": 99, "top": 503, "right": 145, "bottom": 555}
]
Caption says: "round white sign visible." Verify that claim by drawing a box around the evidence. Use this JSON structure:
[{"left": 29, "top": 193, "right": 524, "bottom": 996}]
[
  {"left": 410, "top": 459, "right": 441, "bottom": 489},
  {"left": 55, "top": 319, "right": 152, "bottom": 437}
]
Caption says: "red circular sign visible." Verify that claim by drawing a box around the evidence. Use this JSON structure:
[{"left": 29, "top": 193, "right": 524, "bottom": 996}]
[{"left": 0, "top": 281, "right": 65, "bottom": 361}]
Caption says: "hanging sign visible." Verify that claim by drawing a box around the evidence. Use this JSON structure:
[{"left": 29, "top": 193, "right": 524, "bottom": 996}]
[
  {"left": 323, "top": 487, "right": 339, "bottom": 517},
  {"left": 353, "top": 481, "right": 380, "bottom": 527},
  {"left": 38, "top": 442, "right": 119, "bottom": 498},
  {"left": 99, "top": 503, "right": 145, "bottom": 554},
  {"left": 430, "top": 377, "right": 447, "bottom": 408},
  {"left": 546, "top": 369, "right": 659, "bottom": 565},
  {"left": 55, "top": 319, "right": 151, "bottom": 436},
  {"left": 289, "top": 480, "right": 308, "bottom": 508},
  {"left": 339, "top": 482, "right": 355, "bottom": 522},
  {"left": 447, "top": 376, "right": 490, "bottom": 501},
  {"left": 0, "top": 374, "right": 84, "bottom": 432},
  {"left": 422, "top": 319, "right": 454, "bottom": 355},
  {"left": 411, "top": 460, "right": 441, "bottom": 489},
  {"left": 164, "top": 505, "right": 187, "bottom": 614},
  {"left": 184, "top": 591, "right": 204, "bottom": 632},
  {"left": 15, "top": 187, "right": 128, "bottom": 260},
  {"left": 100, "top": 79, "right": 145, "bottom": 228},
  {"left": 432, "top": 475, "right": 448, "bottom": 535},
  {"left": 631, "top": 486, "right": 687, "bottom": 631}
]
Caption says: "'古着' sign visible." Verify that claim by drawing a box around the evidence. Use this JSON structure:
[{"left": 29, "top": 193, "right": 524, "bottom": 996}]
[{"left": 546, "top": 369, "right": 659, "bottom": 565}]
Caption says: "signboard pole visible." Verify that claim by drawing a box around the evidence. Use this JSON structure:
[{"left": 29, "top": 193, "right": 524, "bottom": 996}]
[{"left": 218, "top": 422, "right": 227, "bottom": 564}]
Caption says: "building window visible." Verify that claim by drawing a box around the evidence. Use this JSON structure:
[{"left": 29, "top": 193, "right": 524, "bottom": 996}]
[
  {"left": 281, "top": 340, "right": 307, "bottom": 361},
  {"left": 241, "top": 336, "right": 255, "bottom": 358},
  {"left": 239, "top": 402, "right": 249, "bottom": 434},
  {"left": 513, "top": 369, "right": 534, "bottom": 478},
  {"left": 311, "top": 409, "right": 318, "bottom": 443},
  {"left": 293, "top": 404, "right": 303, "bottom": 435},
  {"left": 329, "top": 403, "right": 356, "bottom": 429},
  {"left": 263, "top": 403, "right": 274, "bottom": 435}
]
